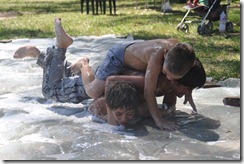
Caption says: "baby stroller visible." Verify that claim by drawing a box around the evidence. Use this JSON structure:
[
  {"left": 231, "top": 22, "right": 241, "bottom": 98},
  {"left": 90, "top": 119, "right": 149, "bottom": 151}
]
[{"left": 176, "top": 0, "right": 234, "bottom": 35}]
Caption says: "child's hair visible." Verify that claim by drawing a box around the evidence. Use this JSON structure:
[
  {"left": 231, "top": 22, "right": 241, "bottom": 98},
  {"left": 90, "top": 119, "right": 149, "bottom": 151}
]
[
  {"left": 177, "top": 58, "right": 206, "bottom": 89},
  {"left": 106, "top": 81, "right": 140, "bottom": 111},
  {"left": 165, "top": 42, "right": 196, "bottom": 77}
]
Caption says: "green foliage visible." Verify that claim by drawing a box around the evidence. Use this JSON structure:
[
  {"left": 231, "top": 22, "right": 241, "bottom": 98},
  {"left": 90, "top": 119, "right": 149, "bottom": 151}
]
[{"left": 0, "top": 0, "right": 240, "bottom": 81}]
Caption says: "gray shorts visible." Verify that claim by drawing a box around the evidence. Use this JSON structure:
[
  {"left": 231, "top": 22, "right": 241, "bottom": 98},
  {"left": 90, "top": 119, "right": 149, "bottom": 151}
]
[
  {"left": 95, "top": 42, "right": 135, "bottom": 81},
  {"left": 37, "top": 47, "right": 89, "bottom": 104}
]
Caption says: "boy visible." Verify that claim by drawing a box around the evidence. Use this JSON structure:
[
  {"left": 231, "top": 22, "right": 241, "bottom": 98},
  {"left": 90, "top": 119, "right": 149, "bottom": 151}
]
[{"left": 88, "top": 81, "right": 144, "bottom": 127}]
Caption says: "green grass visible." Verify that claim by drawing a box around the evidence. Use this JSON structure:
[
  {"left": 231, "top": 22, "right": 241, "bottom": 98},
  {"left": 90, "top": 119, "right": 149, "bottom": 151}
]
[{"left": 0, "top": 0, "right": 240, "bottom": 81}]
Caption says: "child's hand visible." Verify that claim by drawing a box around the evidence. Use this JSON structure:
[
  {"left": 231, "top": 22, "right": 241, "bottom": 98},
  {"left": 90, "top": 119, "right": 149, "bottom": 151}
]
[{"left": 156, "top": 119, "right": 179, "bottom": 131}]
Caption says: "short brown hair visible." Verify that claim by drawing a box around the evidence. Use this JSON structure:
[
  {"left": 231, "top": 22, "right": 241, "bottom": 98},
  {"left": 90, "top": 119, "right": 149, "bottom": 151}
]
[
  {"left": 165, "top": 42, "right": 196, "bottom": 76},
  {"left": 106, "top": 81, "right": 140, "bottom": 111}
]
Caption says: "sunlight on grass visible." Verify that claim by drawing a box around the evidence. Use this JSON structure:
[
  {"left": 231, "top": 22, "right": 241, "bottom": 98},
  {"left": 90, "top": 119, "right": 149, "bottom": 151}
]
[{"left": 0, "top": 0, "right": 240, "bottom": 81}]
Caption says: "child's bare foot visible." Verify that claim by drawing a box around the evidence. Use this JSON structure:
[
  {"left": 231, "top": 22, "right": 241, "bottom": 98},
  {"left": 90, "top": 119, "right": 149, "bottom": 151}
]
[
  {"left": 70, "top": 57, "right": 89, "bottom": 74},
  {"left": 55, "top": 18, "right": 73, "bottom": 49},
  {"left": 13, "top": 46, "right": 40, "bottom": 59}
]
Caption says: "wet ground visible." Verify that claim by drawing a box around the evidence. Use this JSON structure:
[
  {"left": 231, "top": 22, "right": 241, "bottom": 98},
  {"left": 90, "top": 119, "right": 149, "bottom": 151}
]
[{"left": 0, "top": 36, "right": 240, "bottom": 160}]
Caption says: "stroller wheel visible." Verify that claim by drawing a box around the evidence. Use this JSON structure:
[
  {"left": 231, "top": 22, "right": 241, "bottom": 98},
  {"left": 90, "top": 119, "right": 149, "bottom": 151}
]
[
  {"left": 177, "top": 23, "right": 189, "bottom": 33},
  {"left": 197, "top": 25, "right": 206, "bottom": 35},
  {"left": 176, "top": 23, "right": 182, "bottom": 31},
  {"left": 197, "top": 23, "right": 212, "bottom": 35},
  {"left": 226, "top": 22, "right": 234, "bottom": 32},
  {"left": 204, "top": 24, "right": 213, "bottom": 34},
  {"left": 206, "top": 21, "right": 213, "bottom": 31}
]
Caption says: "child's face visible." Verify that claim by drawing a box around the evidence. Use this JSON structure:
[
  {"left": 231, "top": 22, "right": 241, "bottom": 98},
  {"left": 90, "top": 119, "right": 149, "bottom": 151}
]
[
  {"left": 162, "top": 64, "right": 183, "bottom": 80},
  {"left": 112, "top": 108, "right": 135, "bottom": 126}
]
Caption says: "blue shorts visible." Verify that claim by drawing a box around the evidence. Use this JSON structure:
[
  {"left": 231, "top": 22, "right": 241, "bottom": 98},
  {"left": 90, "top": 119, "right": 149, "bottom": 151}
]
[{"left": 95, "top": 42, "right": 135, "bottom": 80}]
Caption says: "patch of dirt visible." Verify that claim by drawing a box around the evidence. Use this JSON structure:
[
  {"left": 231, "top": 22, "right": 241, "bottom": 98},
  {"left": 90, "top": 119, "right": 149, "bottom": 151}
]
[{"left": 0, "top": 11, "right": 21, "bottom": 20}]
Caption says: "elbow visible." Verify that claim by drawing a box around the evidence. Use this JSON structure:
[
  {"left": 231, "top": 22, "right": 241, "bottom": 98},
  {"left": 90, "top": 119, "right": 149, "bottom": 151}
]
[
  {"left": 86, "top": 89, "right": 101, "bottom": 99},
  {"left": 86, "top": 92, "right": 96, "bottom": 99},
  {"left": 85, "top": 85, "right": 103, "bottom": 99}
]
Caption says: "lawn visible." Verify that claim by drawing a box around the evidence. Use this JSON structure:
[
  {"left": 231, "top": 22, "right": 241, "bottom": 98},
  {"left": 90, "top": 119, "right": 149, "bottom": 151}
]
[{"left": 0, "top": 0, "right": 241, "bottom": 81}]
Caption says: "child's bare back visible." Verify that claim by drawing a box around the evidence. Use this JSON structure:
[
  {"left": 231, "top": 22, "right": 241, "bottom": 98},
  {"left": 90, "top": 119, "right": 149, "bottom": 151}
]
[{"left": 124, "top": 39, "right": 179, "bottom": 71}]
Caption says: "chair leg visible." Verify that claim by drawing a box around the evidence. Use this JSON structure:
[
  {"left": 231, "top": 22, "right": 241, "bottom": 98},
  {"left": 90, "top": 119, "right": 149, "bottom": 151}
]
[
  {"left": 109, "top": 0, "right": 112, "bottom": 15},
  {"left": 145, "top": 0, "right": 148, "bottom": 9},
  {"left": 95, "top": 0, "right": 99, "bottom": 14},
  {"left": 91, "top": 0, "right": 95, "bottom": 14},
  {"left": 81, "top": 0, "right": 84, "bottom": 13},
  {"left": 99, "top": 0, "right": 103, "bottom": 14},
  {"left": 86, "top": 0, "right": 89, "bottom": 14},
  {"left": 103, "top": 0, "right": 106, "bottom": 14},
  {"left": 113, "top": 0, "right": 116, "bottom": 15}
]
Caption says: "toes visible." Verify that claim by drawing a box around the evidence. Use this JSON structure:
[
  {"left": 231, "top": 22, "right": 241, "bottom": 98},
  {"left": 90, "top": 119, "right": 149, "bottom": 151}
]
[
  {"left": 13, "top": 52, "right": 25, "bottom": 59},
  {"left": 13, "top": 53, "right": 21, "bottom": 59}
]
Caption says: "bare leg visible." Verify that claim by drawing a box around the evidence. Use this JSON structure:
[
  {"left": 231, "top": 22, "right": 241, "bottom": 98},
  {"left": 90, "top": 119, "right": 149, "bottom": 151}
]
[
  {"left": 13, "top": 45, "right": 40, "bottom": 59},
  {"left": 55, "top": 18, "right": 73, "bottom": 49}
]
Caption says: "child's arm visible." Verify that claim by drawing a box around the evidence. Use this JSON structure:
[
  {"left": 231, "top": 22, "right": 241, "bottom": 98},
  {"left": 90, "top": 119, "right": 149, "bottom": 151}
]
[
  {"left": 144, "top": 49, "right": 178, "bottom": 130},
  {"left": 88, "top": 97, "right": 119, "bottom": 125},
  {"left": 183, "top": 90, "right": 197, "bottom": 113},
  {"left": 170, "top": 80, "right": 197, "bottom": 113},
  {"left": 88, "top": 97, "right": 108, "bottom": 121},
  {"left": 105, "top": 75, "right": 145, "bottom": 92}
]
